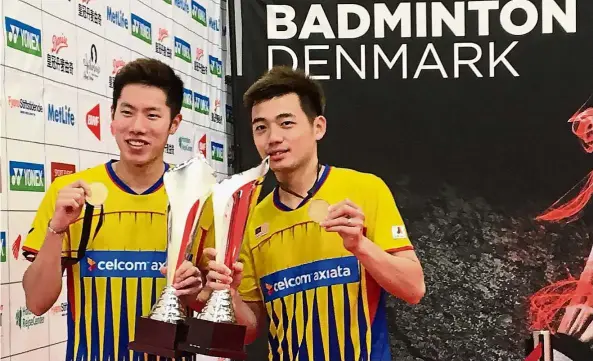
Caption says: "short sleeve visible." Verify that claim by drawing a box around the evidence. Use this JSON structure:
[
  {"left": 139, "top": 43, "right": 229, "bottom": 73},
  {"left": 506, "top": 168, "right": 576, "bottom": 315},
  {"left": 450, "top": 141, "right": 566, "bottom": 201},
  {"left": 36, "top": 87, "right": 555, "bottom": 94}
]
[
  {"left": 237, "top": 239, "right": 262, "bottom": 302},
  {"left": 365, "top": 175, "right": 414, "bottom": 253},
  {"left": 22, "top": 179, "right": 69, "bottom": 262}
]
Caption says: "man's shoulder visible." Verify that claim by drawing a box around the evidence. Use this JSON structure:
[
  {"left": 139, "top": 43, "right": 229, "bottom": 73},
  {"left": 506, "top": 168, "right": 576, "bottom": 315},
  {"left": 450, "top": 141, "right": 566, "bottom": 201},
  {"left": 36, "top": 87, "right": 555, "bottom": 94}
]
[{"left": 326, "top": 166, "right": 385, "bottom": 192}]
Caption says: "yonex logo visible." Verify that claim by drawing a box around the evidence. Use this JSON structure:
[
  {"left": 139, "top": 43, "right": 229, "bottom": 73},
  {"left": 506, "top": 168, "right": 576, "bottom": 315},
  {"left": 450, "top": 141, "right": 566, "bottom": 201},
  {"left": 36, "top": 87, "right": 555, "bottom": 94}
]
[{"left": 260, "top": 256, "right": 360, "bottom": 302}]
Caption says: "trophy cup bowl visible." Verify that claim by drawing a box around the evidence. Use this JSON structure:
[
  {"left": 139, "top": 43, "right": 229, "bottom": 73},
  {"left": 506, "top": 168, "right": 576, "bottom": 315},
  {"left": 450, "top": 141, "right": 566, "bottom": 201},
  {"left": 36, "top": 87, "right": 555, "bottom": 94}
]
[
  {"left": 178, "top": 157, "right": 270, "bottom": 360},
  {"left": 128, "top": 155, "right": 217, "bottom": 358}
]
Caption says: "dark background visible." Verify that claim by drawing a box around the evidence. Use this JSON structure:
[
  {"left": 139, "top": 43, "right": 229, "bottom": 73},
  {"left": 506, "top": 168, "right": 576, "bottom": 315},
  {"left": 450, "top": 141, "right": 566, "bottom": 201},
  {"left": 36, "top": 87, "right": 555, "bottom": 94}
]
[{"left": 229, "top": 1, "right": 593, "bottom": 360}]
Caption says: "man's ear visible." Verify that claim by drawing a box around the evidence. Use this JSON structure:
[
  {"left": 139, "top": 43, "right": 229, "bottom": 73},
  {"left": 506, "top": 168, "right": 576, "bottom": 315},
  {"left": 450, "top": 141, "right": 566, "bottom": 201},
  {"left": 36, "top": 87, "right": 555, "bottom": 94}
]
[
  {"left": 169, "top": 113, "right": 182, "bottom": 134},
  {"left": 313, "top": 116, "right": 327, "bottom": 141}
]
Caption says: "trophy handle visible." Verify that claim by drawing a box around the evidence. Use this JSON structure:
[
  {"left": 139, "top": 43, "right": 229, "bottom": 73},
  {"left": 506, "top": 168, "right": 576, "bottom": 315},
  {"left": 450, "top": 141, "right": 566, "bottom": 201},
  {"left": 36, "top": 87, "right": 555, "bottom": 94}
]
[
  {"left": 174, "top": 198, "right": 205, "bottom": 270},
  {"left": 223, "top": 180, "right": 261, "bottom": 268}
]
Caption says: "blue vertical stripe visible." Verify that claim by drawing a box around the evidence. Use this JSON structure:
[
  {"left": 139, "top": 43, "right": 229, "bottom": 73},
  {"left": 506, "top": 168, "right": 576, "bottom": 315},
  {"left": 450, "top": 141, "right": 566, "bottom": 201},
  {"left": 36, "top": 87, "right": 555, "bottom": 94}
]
[
  {"left": 311, "top": 289, "right": 325, "bottom": 361},
  {"left": 268, "top": 303, "right": 281, "bottom": 361},
  {"left": 279, "top": 297, "right": 290, "bottom": 361},
  {"left": 342, "top": 284, "right": 355, "bottom": 361},
  {"left": 66, "top": 281, "right": 75, "bottom": 361},
  {"left": 369, "top": 290, "right": 391, "bottom": 361},
  {"left": 290, "top": 295, "right": 299, "bottom": 360},
  {"left": 117, "top": 281, "right": 129, "bottom": 361},
  {"left": 327, "top": 287, "right": 341, "bottom": 361},
  {"left": 297, "top": 291, "right": 309, "bottom": 361},
  {"left": 133, "top": 281, "right": 144, "bottom": 361},
  {"left": 103, "top": 279, "right": 115, "bottom": 361},
  {"left": 76, "top": 278, "right": 88, "bottom": 361},
  {"left": 357, "top": 285, "right": 368, "bottom": 361},
  {"left": 90, "top": 279, "right": 100, "bottom": 361}
]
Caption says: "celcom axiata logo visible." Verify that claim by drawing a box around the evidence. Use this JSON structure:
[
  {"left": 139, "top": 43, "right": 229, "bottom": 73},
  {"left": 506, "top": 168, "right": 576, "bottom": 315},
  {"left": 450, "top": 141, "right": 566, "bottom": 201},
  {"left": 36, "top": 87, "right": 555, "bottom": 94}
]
[
  {"left": 9, "top": 161, "right": 45, "bottom": 192},
  {"left": 5, "top": 17, "right": 42, "bottom": 57},
  {"left": 81, "top": 251, "right": 167, "bottom": 278},
  {"left": 260, "top": 256, "right": 360, "bottom": 302}
]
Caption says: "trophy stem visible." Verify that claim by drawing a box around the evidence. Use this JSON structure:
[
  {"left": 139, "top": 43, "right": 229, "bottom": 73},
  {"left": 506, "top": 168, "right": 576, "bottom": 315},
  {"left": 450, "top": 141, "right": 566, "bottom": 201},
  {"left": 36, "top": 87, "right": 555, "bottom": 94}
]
[
  {"left": 148, "top": 286, "right": 187, "bottom": 323},
  {"left": 196, "top": 289, "right": 236, "bottom": 323}
]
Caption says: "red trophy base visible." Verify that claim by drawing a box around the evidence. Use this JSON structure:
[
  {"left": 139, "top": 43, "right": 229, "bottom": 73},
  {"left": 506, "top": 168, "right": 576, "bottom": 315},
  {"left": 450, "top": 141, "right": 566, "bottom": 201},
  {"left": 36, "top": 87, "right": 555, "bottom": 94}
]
[
  {"left": 128, "top": 317, "right": 192, "bottom": 358},
  {"left": 178, "top": 318, "right": 247, "bottom": 360}
]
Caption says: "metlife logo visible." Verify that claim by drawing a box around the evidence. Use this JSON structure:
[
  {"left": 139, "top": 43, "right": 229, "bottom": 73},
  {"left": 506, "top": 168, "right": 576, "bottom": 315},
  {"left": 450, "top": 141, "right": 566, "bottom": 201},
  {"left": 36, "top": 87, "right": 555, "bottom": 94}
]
[
  {"left": 191, "top": 1, "right": 207, "bottom": 26},
  {"left": 208, "top": 16, "right": 220, "bottom": 32},
  {"left": 9, "top": 161, "right": 45, "bottom": 192},
  {"left": 106, "top": 6, "right": 128, "bottom": 29},
  {"left": 7, "top": 96, "right": 43, "bottom": 117},
  {"left": 174, "top": 36, "right": 191, "bottom": 63},
  {"left": 47, "top": 103, "right": 75, "bottom": 126},
  {"left": 209, "top": 55, "right": 222, "bottom": 78},
  {"left": 193, "top": 92, "right": 209, "bottom": 115},
  {"left": 5, "top": 17, "right": 42, "bottom": 58},
  {"left": 260, "top": 256, "right": 360, "bottom": 302},
  {"left": 131, "top": 13, "right": 152, "bottom": 45},
  {"left": 79, "top": 250, "right": 167, "bottom": 278}
]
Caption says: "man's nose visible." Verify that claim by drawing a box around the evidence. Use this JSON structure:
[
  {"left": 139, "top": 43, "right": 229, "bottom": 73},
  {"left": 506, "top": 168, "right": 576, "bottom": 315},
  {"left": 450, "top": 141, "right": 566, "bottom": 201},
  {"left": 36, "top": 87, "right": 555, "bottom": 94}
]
[{"left": 130, "top": 115, "right": 148, "bottom": 133}]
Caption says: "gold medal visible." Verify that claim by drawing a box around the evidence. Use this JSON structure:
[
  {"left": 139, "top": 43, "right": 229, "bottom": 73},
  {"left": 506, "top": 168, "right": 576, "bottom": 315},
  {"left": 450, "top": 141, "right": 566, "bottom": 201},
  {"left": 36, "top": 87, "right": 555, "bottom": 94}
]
[
  {"left": 308, "top": 199, "right": 330, "bottom": 223},
  {"left": 86, "top": 182, "right": 108, "bottom": 206}
]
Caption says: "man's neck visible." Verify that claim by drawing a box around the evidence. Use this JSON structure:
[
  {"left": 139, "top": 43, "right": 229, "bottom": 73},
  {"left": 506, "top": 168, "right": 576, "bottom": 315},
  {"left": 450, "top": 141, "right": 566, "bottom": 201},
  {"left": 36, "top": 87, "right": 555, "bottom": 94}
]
[
  {"left": 113, "top": 158, "right": 165, "bottom": 194},
  {"left": 276, "top": 158, "right": 322, "bottom": 208}
]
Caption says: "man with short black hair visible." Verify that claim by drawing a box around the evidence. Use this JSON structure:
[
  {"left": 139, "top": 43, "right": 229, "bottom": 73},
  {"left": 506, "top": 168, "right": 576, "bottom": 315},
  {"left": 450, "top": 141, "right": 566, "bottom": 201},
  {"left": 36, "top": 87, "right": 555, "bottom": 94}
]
[
  {"left": 204, "top": 66, "right": 426, "bottom": 361},
  {"left": 22, "top": 58, "right": 206, "bottom": 361}
]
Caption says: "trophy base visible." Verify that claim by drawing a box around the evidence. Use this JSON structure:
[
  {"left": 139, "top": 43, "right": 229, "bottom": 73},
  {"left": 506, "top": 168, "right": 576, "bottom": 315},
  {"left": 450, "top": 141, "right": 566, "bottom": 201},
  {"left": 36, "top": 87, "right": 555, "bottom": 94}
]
[
  {"left": 178, "top": 318, "right": 247, "bottom": 360},
  {"left": 128, "top": 316, "right": 192, "bottom": 358}
]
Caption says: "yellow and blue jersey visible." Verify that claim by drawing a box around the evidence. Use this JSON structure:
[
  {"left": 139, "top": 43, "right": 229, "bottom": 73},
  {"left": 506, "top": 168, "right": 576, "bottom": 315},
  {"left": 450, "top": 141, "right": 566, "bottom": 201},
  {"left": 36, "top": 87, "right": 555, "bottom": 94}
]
[
  {"left": 22, "top": 160, "right": 212, "bottom": 361},
  {"left": 238, "top": 166, "right": 414, "bottom": 361}
]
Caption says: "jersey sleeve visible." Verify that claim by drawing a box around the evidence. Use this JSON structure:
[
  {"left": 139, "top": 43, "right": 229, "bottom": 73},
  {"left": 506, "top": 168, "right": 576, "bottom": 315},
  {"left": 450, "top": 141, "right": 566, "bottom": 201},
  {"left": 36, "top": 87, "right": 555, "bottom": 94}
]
[
  {"left": 22, "top": 178, "right": 70, "bottom": 262},
  {"left": 237, "top": 238, "right": 262, "bottom": 302},
  {"left": 365, "top": 175, "right": 414, "bottom": 253}
]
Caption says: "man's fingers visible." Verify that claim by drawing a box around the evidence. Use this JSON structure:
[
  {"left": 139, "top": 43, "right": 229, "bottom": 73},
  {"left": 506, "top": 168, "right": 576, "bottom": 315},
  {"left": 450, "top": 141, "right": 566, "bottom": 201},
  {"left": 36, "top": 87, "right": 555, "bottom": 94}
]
[
  {"left": 206, "top": 280, "right": 230, "bottom": 291},
  {"left": 72, "top": 180, "right": 92, "bottom": 196},
  {"left": 208, "top": 260, "right": 231, "bottom": 275},
  {"left": 203, "top": 248, "right": 217, "bottom": 260},
  {"left": 232, "top": 262, "right": 244, "bottom": 273},
  {"left": 207, "top": 270, "right": 232, "bottom": 284},
  {"left": 175, "top": 265, "right": 199, "bottom": 284},
  {"left": 174, "top": 276, "right": 201, "bottom": 290},
  {"left": 327, "top": 204, "right": 364, "bottom": 221}
]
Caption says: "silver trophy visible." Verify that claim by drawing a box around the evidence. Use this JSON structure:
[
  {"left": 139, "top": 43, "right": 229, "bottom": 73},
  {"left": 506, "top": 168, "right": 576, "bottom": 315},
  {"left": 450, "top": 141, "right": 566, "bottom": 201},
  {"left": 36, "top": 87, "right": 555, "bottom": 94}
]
[
  {"left": 129, "top": 154, "right": 217, "bottom": 358},
  {"left": 179, "top": 157, "right": 270, "bottom": 360}
]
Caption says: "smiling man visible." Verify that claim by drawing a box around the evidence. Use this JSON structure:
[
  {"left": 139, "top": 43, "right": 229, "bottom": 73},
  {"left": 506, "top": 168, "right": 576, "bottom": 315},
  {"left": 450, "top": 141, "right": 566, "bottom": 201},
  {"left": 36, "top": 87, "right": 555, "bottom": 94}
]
[
  {"left": 21, "top": 58, "right": 205, "bottom": 361},
  {"left": 203, "top": 66, "right": 426, "bottom": 361}
]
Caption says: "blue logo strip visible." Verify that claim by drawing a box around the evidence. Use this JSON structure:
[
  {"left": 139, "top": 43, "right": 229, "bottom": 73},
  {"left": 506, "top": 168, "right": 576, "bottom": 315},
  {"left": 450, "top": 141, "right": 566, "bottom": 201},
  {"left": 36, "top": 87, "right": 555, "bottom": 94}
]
[
  {"left": 260, "top": 256, "right": 360, "bottom": 302},
  {"left": 80, "top": 251, "right": 167, "bottom": 278}
]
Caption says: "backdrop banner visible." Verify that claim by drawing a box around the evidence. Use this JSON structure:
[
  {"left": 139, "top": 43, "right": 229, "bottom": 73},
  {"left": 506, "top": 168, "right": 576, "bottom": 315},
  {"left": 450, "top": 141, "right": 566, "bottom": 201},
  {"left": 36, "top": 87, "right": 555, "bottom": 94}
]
[{"left": 231, "top": 0, "right": 593, "bottom": 360}]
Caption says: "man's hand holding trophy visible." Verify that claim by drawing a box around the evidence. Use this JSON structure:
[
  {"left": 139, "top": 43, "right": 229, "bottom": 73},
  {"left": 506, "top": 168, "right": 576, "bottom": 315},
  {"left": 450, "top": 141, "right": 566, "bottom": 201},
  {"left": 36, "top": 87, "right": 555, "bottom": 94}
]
[{"left": 128, "top": 153, "right": 270, "bottom": 359}]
